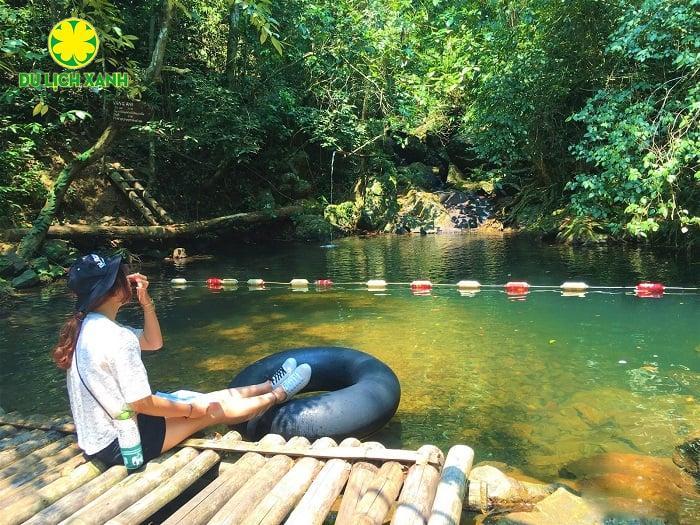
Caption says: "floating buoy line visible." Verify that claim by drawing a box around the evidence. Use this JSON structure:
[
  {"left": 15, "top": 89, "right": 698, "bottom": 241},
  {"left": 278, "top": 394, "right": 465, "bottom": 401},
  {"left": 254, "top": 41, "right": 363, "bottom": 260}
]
[{"left": 169, "top": 277, "right": 698, "bottom": 298}]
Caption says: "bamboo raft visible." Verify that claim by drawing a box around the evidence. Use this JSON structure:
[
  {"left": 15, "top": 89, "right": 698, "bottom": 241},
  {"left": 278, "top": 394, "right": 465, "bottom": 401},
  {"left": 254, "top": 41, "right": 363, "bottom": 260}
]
[{"left": 0, "top": 411, "right": 483, "bottom": 525}]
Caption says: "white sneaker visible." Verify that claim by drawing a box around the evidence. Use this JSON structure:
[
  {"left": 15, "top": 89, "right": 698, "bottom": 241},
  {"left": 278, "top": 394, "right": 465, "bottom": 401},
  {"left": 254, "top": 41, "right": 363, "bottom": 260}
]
[
  {"left": 270, "top": 357, "right": 297, "bottom": 388},
  {"left": 278, "top": 363, "right": 311, "bottom": 401}
]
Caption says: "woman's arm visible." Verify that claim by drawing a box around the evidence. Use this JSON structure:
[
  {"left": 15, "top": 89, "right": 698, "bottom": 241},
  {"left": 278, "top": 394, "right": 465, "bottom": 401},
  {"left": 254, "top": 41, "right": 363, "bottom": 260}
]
[
  {"left": 130, "top": 394, "right": 214, "bottom": 419},
  {"left": 127, "top": 272, "right": 163, "bottom": 351}
]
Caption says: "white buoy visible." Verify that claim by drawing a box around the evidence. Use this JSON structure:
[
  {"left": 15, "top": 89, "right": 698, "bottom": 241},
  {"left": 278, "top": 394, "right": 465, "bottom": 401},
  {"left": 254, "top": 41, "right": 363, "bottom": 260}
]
[
  {"left": 222, "top": 278, "right": 239, "bottom": 285},
  {"left": 290, "top": 278, "right": 310, "bottom": 288},
  {"left": 247, "top": 278, "right": 264, "bottom": 286},
  {"left": 457, "top": 280, "right": 481, "bottom": 290},
  {"left": 171, "top": 278, "right": 187, "bottom": 284},
  {"left": 560, "top": 281, "right": 589, "bottom": 292},
  {"left": 367, "top": 279, "right": 387, "bottom": 290}
]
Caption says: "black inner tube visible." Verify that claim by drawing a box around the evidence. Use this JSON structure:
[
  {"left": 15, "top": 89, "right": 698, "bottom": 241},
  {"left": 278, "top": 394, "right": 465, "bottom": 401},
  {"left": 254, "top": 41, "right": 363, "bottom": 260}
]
[{"left": 228, "top": 347, "right": 401, "bottom": 441}]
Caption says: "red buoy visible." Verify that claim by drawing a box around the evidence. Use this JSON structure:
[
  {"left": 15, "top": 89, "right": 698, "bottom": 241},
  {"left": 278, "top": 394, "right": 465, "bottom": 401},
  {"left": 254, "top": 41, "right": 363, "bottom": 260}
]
[
  {"left": 206, "top": 277, "right": 223, "bottom": 288},
  {"left": 635, "top": 282, "right": 665, "bottom": 297},
  {"left": 505, "top": 281, "right": 530, "bottom": 295},
  {"left": 410, "top": 280, "right": 433, "bottom": 290},
  {"left": 315, "top": 279, "right": 333, "bottom": 287}
]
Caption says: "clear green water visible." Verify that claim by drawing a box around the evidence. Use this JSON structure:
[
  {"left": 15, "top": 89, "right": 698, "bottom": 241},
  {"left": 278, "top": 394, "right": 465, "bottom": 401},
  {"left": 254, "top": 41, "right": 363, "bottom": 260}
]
[{"left": 1, "top": 234, "right": 698, "bottom": 519}]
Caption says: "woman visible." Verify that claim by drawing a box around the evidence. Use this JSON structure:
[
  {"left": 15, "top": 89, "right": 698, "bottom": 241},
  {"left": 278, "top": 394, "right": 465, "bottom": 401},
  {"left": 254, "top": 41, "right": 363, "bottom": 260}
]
[{"left": 53, "top": 253, "right": 311, "bottom": 467}]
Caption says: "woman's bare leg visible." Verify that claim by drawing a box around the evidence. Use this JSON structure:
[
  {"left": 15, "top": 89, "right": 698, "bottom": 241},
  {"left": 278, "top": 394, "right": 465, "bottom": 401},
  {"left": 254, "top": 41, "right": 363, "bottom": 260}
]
[
  {"left": 160, "top": 388, "right": 285, "bottom": 453},
  {"left": 204, "top": 381, "right": 273, "bottom": 401}
]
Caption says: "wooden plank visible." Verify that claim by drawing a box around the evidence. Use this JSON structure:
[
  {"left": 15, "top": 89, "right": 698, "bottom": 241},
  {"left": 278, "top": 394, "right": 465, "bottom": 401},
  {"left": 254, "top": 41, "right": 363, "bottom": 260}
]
[
  {"left": 60, "top": 448, "right": 197, "bottom": 525},
  {"left": 0, "top": 413, "right": 75, "bottom": 434},
  {"left": 162, "top": 433, "right": 280, "bottom": 525},
  {"left": 335, "top": 442, "right": 384, "bottom": 525},
  {"left": 285, "top": 438, "right": 351, "bottom": 525},
  {"left": 0, "top": 460, "right": 105, "bottom": 525},
  {"left": 21, "top": 465, "right": 128, "bottom": 525},
  {"left": 107, "top": 449, "right": 221, "bottom": 525},
  {"left": 180, "top": 438, "right": 443, "bottom": 467},
  {"left": 427, "top": 445, "right": 474, "bottom": 525},
  {"left": 0, "top": 430, "right": 63, "bottom": 469},
  {"left": 0, "top": 447, "right": 85, "bottom": 504},
  {"left": 350, "top": 461, "right": 405, "bottom": 525},
  {"left": 391, "top": 445, "right": 443, "bottom": 525}
]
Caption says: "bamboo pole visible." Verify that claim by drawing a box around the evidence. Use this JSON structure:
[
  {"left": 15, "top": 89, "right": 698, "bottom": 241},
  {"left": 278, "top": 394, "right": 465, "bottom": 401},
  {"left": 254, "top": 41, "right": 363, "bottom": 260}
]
[
  {"left": 241, "top": 437, "right": 331, "bottom": 525},
  {"left": 106, "top": 170, "right": 160, "bottom": 226},
  {"left": 22, "top": 465, "right": 128, "bottom": 525},
  {"left": 427, "top": 445, "right": 474, "bottom": 525},
  {"left": 0, "top": 429, "right": 45, "bottom": 451},
  {"left": 0, "top": 430, "right": 63, "bottom": 469},
  {"left": 335, "top": 442, "right": 385, "bottom": 525},
  {"left": 0, "top": 425, "right": 18, "bottom": 439},
  {"left": 0, "top": 437, "right": 78, "bottom": 487},
  {"left": 285, "top": 438, "right": 352, "bottom": 525},
  {"left": 0, "top": 459, "right": 105, "bottom": 525},
  {"left": 0, "top": 447, "right": 85, "bottom": 504},
  {"left": 61, "top": 448, "right": 197, "bottom": 525},
  {"left": 178, "top": 438, "right": 443, "bottom": 466},
  {"left": 207, "top": 437, "right": 299, "bottom": 525},
  {"left": 115, "top": 167, "right": 174, "bottom": 224},
  {"left": 162, "top": 433, "right": 279, "bottom": 525},
  {"left": 350, "top": 461, "right": 405, "bottom": 525},
  {"left": 0, "top": 413, "right": 75, "bottom": 434},
  {"left": 391, "top": 445, "right": 443, "bottom": 525},
  {"left": 107, "top": 449, "right": 221, "bottom": 525}
]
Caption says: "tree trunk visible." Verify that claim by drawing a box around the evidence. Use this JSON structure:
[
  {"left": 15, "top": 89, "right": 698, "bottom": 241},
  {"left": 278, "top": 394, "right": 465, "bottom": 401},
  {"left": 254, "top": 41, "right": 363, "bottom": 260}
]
[
  {"left": 5, "top": 206, "right": 303, "bottom": 241},
  {"left": 16, "top": 125, "right": 120, "bottom": 259},
  {"left": 226, "top": 3, "right": 242, "bottom": 89},
  {"left": 15, "top": 0, "right": 175, "bottom": 261}
]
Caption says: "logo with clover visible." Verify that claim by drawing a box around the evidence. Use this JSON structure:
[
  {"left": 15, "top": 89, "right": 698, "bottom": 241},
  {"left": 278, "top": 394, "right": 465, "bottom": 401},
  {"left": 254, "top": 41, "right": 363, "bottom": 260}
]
[{"left": 48, "top": 18, "right": 99, "bottom": 70}]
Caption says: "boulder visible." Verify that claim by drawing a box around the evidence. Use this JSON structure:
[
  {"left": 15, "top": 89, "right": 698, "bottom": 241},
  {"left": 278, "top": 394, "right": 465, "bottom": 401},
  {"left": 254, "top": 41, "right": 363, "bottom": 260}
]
[
  {"left": 493, "top": 488, "right": 604, "bottom": 525},
  {"left": 0, "top": 253, "right": 28, "bottom": 278},
  {"left": 11, "top": 269, "right": 39, "bottom": 289},
  {"left": 469, "top": 465, "right": 557, "bottom": 510},
  {"left": 673, "top": 431, "right": 700, "bottom": 479},
  {"left": 41, "top": 239, "right": 71, "bottom": 264},
  {"left": 397, "top": 162, "right": 442, "bottom": 191}
]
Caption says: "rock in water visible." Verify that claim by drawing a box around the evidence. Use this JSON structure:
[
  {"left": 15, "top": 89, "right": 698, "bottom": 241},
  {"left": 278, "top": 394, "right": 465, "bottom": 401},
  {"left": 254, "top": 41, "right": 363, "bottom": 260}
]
[
  {"left": 0, "top": 253, "right": 28, "bottom": 278},
  {"left": 11, "top": 269, "right": 39, "bottom": 289},
  {"left": 493, "top": 487, "right": 604, "bottom": 524},
  {"left": 673, "top": 431, "right": 700, "bottom": 479}
]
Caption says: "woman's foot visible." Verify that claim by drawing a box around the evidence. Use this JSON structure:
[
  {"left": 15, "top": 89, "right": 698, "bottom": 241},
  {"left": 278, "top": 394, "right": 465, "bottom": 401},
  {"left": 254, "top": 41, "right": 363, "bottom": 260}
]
[
  {"left": 269, "top": 357, "right": 297, "bottom": 388},
  {"left": 273, "top": 363, "right": 311, "bottom": 403}
]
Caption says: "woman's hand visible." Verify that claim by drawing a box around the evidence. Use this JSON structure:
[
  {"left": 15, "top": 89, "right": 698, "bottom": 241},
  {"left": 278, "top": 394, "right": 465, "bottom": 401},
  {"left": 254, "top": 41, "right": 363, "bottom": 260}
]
[
  {"left": 189, "top": 399, "right": 224, "bottom": 420},
  {"left": 127, "top": 272, "right": 151, "bottom": 306}
]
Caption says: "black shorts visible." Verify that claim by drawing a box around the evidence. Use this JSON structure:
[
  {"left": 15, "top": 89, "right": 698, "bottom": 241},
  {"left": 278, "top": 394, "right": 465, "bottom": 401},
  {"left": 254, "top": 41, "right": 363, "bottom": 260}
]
[{"left": 85, "top": 413, "right": 166, "bottom": 467}]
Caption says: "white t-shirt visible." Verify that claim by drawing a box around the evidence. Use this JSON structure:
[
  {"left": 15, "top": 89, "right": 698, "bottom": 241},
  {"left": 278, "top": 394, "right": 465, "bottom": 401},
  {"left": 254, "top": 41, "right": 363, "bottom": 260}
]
[{"left": 66, "top": 312, "right": 152, "bottom": 454}]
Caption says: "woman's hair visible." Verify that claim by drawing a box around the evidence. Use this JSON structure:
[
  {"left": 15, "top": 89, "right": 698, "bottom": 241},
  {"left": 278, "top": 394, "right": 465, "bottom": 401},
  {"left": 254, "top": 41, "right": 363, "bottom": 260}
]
[{"left": 52, "top": 264, "right": 132, "bottom": 370}]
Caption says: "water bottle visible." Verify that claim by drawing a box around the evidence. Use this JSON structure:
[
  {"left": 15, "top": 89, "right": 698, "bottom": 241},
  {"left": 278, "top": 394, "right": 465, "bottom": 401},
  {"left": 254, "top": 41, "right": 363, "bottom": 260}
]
[{"left": 114, "top": 407, "right": 144, "bottom": 470}]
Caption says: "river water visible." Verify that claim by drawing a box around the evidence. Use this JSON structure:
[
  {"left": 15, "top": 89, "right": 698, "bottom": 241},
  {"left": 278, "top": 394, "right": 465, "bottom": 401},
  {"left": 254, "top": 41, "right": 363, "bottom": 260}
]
[{"left": 1, "top": 233, "right": 698, "bottom": 522}]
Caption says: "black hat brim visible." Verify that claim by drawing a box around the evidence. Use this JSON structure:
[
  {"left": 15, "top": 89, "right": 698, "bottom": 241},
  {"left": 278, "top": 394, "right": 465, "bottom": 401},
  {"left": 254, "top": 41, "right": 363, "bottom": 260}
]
[{"left": 76, "top": 255, "right": 123, "bottom": 312}]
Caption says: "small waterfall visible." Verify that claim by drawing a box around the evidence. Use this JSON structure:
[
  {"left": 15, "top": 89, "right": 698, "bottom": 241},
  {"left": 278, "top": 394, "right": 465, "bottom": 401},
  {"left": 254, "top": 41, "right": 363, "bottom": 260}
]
[{"left": 321, "top": 150, "right": 337, "bottom": 248}]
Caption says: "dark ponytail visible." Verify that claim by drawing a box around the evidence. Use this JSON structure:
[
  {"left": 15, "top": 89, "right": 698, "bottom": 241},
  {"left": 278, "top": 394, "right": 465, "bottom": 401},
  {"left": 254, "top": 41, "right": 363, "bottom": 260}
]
[{"left": 52, "top": 264, "right": 132, "bottom": 370}]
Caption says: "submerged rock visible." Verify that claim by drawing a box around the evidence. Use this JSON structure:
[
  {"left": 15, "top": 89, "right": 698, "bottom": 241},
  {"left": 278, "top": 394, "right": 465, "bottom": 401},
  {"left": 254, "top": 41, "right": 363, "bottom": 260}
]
[
  {"left": 0, "top": 253, "right": 27, "bottom": 278},
  {"left": 673, "top": 431, "right": 700, "bottom": 479},
  {"left": 469, "top": 465, "right": 559, "bottom": 511},
  {"left": 492, "top": 487, "right": 604, "bottom": 525},
  {"left": 560, "top": 452, "right": 696, "bottom": 523}
]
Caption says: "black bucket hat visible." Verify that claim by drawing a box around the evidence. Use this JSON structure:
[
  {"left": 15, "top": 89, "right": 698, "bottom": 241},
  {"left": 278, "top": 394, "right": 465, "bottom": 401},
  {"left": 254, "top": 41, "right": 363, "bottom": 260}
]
[{"left": 67, "top": 253, "right": 123, "bottom": 313}]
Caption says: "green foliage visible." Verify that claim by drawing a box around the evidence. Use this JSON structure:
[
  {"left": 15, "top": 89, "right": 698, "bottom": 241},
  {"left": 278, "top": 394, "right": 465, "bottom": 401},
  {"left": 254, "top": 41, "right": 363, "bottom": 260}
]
[{"left": 568, "top": 0, "right": 700, "bottom": 244}]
